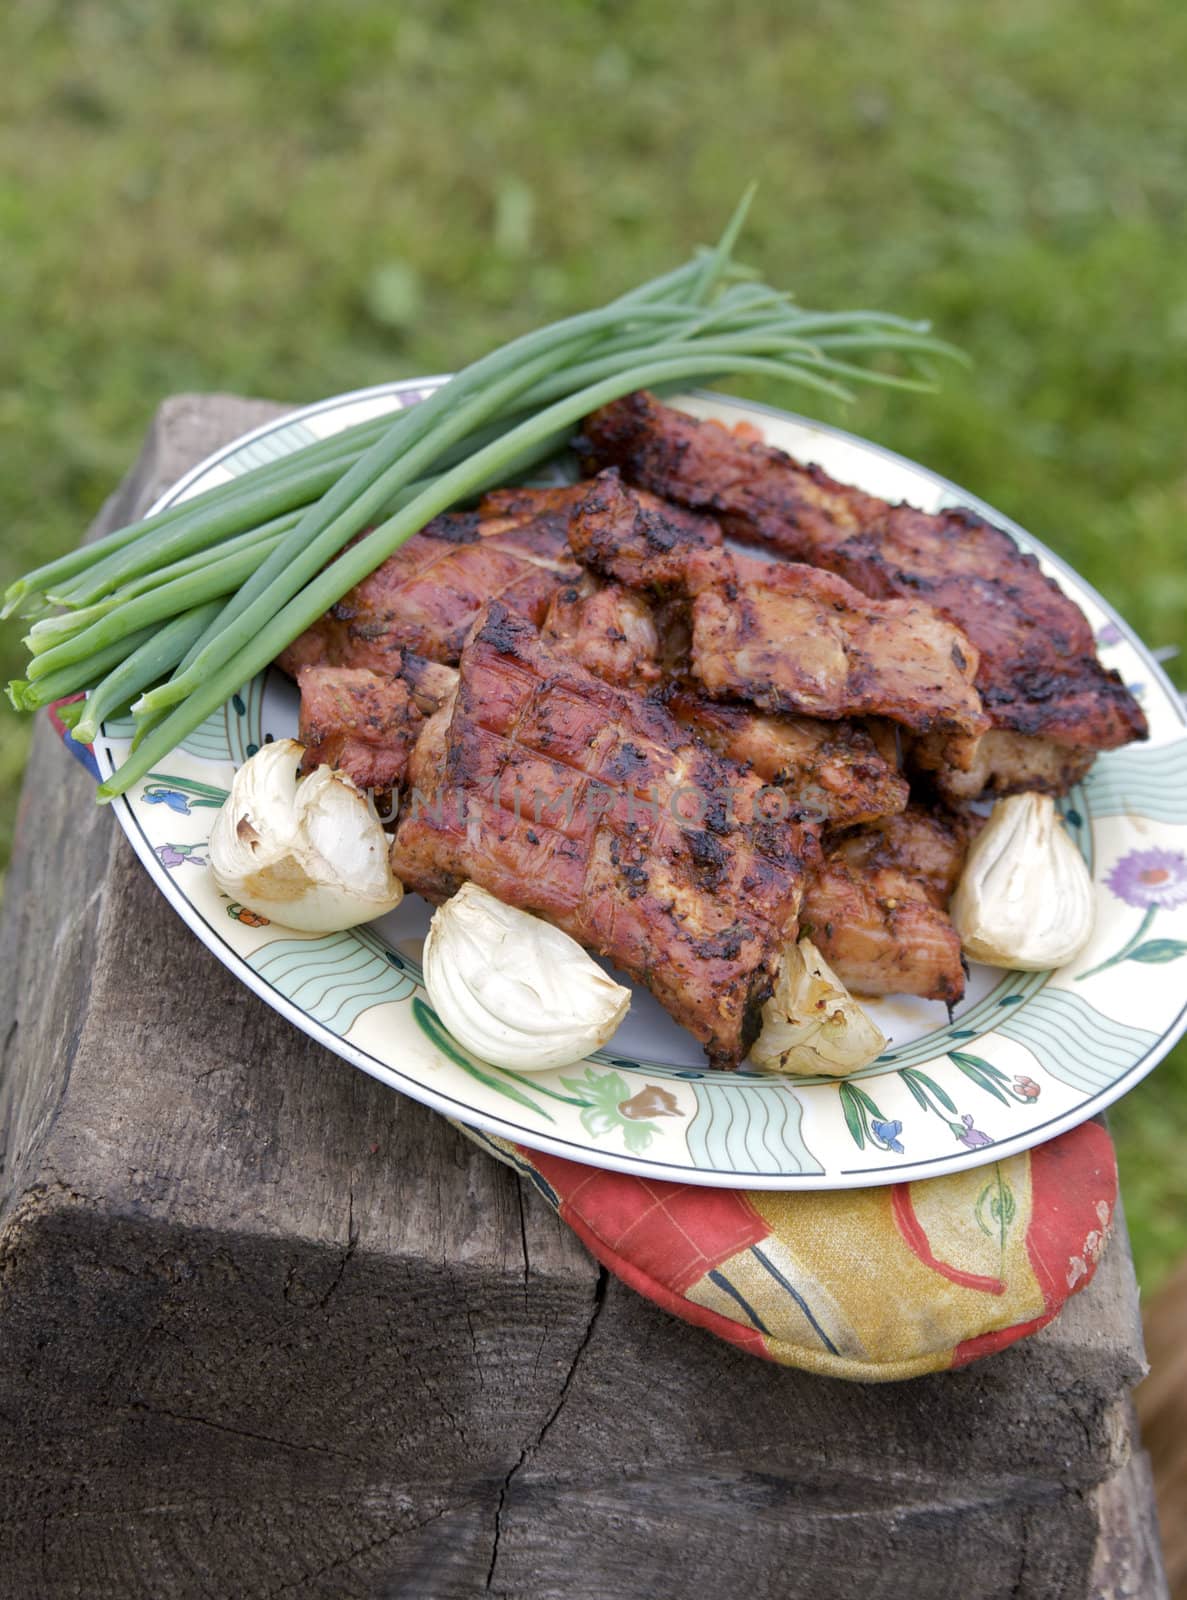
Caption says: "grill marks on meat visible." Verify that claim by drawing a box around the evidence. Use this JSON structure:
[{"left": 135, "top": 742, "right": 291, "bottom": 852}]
[
  {"left": 685, "top": 547, "right": 988, "bottom": 738},
  {"left": 541, "top": 528, "right": 909, "bottom": 823},
  {"left": 391, "top": 603, "right": 820, "bottom": 1068},
  {"left": 828, "top": 506, "right": 1144, "bottom": 747},
  {"left": 664, "top": 690, "right": 910, "bottom": 826},
  {"left": 578, "top": 392, "right": 1146, "bottom": 756},
  {"left": 568, "top": 470, "right": 722, "bottom": 589},
  {"left": 570, "top": 470, "right": 986, "bottom": 737},
  {"left": 277, "top": 507, "right": 579, "bottom": 677},
  {"left": 801, "top": 807, "right": 971, "bottom": 1004},
  {"left": 296, "top": 666, "right": 423, "bottom": 792},
  {"left": 832, "top": 805, "right": 972, "bottom": 904}
]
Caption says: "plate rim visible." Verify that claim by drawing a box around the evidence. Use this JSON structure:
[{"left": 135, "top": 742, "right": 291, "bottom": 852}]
[{"left": 93, "top": 378, "right": 1187, "bottom": 1189}]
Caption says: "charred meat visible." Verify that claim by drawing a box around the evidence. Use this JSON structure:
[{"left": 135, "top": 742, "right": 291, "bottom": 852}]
[
  {"left": 578, "top": 393, "right": 1146, "bottom": 766},
  {"left": 664, "top": 689, "right": 909, "bottom": 826},
  {"left": 277, "top": 506, "right": 579, "bottom": 676},
  {"left": 910, "top": 726, "right": 1096, "bottom": 803},
  {"left": 685, "top": 546, "right": 988, "bottom": 739},
  {"left": 296, "top": 666, "right": 423, "bottom": 793},
  {"left": 568, "top": 469, "right": 722, "bottom": 589},
  {"left": 544, "top": 513, "right": 910, "bottom": 823},
  {"left": 477, "top": 483, "right": 595, "bottom": 519},
  {"left": 391, "top": 603, "right": 820, "bottom": 1068},
  {"left": 801, "top": 807, "right": 971, "bottom": 1004},
  {"left": 540, "top": 575, "right": 664, "bottom": 689},
  {"left": 567, "top": 470, "right": 986, "bottom": 738}
]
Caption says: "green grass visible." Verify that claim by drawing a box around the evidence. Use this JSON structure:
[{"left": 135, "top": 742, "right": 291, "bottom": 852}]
[{"left": 2, "top": 0, "right": 1185, "bottom": 1284}]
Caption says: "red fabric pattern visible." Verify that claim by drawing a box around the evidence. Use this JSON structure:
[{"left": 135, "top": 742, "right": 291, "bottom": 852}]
[
  {"left": 527, "top": 1149, "right": 769, "bottom": 1295},
  {"left": 951, "top": 1310, "right": 1059, "bottom": 1368},
  {"left": 560, "top": 1205, "right": 773, "bottom": 1360},
  {"left": 1023, "top": 1117, "right": 1116, "bottom": 1317}
]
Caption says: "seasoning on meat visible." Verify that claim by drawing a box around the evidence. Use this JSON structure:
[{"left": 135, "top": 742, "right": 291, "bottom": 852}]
[
  {"left": 296, "top": 665, "right": 423, "bottom": 793},
  {"left": 800, "top": 807, "right": 972, "bottom": 1003},
  {"left": 663, "top": 690, "right": 909, "bottom": 826},
  {"left": 568, "top": 469, "right": 987, "bottom": 740},
  {"left": 391, "top": 603, "right": 821, "bottom": 1068},
  {"left": 578, "top": 392, "right": 1147, "bottom": 790},
  {"left": 277, "top": 506, "right": 579, "bottom": 676}
]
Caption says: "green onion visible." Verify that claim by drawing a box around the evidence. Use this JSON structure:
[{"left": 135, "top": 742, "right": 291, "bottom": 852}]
[
  {"left": 25, "top": 524, "right": 301, "bottom": 682},
  {"left": 45, "top": 443, "right": 371, "bottom": 611},
  {"left": 56, "top": 698, "right": 87, "bottom": 732},
  {"left": 70, "top": 602, "right": 225, "bottom": 746},
  {"left": 26, "top": 512, "right": 304, "bottom": 648},
  {"left": 8, "top": 623, "right": 160, "bottom": 711}
]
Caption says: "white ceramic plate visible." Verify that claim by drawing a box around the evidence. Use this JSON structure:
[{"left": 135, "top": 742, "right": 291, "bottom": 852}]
[{"left": 93, "top": 380, "right": 1187, "bottom": 1188}]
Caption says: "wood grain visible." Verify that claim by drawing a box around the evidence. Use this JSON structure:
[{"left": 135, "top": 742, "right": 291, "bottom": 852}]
[
  {"left": 1137, "top": 1256, "right": 1187, "bottom": 1597},
  {"left": 0, "top": 394, "right": 1166, "bottom": 1598}
]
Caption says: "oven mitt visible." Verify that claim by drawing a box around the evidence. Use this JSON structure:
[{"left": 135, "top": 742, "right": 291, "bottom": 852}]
[{"left": 458, "top": 1118, "right": 1115, "bottom": 1381}]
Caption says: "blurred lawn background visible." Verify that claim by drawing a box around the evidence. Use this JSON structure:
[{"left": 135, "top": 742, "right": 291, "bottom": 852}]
[{"left": 1, "top": 0, "right": 1184, "bottom": 1283}]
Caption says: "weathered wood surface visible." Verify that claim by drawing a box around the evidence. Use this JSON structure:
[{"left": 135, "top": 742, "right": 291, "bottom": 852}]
[
  {"left": 0, "top": 396, "right": 1167, "bottom": 1599},
  {"left": 1089, "top": 1424, "right": 1171, "bottom": 1600},
  {"left": 1137, "top": 1255, "right": 1187, "bottom": 1597}
]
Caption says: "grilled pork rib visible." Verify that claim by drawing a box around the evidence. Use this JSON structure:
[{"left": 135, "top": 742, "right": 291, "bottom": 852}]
[
  {"left": 577, "top": 393, "right": 1147, "bottom": 788},
  {"left": 569, "top": 470, "right": 987, "bottom": 740},
  {"left": 277, "top": 506, "right": 579, "bottom": 676},
  {"left": 662, "top": 691, "right": 909, "bottom": 827},
  {"left": 296, "top": 666, "right": 423, "bottom": 792},
  {"left": 567, "top": 474, "right": 723, "bottom": 589},
  {"left": 540, "top": 575, "right": 664, "bottom": 689},
  {"left": 540, "top": 563, "right": 910, "bottom": 825},
  {"left": 685, "top": 546, "right": 987, "bottom": 738},
  {"left": 391, "top": 603, "right": 820, "bottom": 1068},
  {"left": 909, "top": 727, "right": 1096, "bottom": 804},
  {"left": 801, "top": 807, "right": 972, "bottom": 1004},
  {"left": 477, "top": 484, "right": 594, "bottom": 519}
]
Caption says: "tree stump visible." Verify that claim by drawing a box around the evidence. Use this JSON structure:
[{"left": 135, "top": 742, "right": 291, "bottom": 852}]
[{"left": 0, "top": 396, "right": 1168, "bottom": 1599}]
